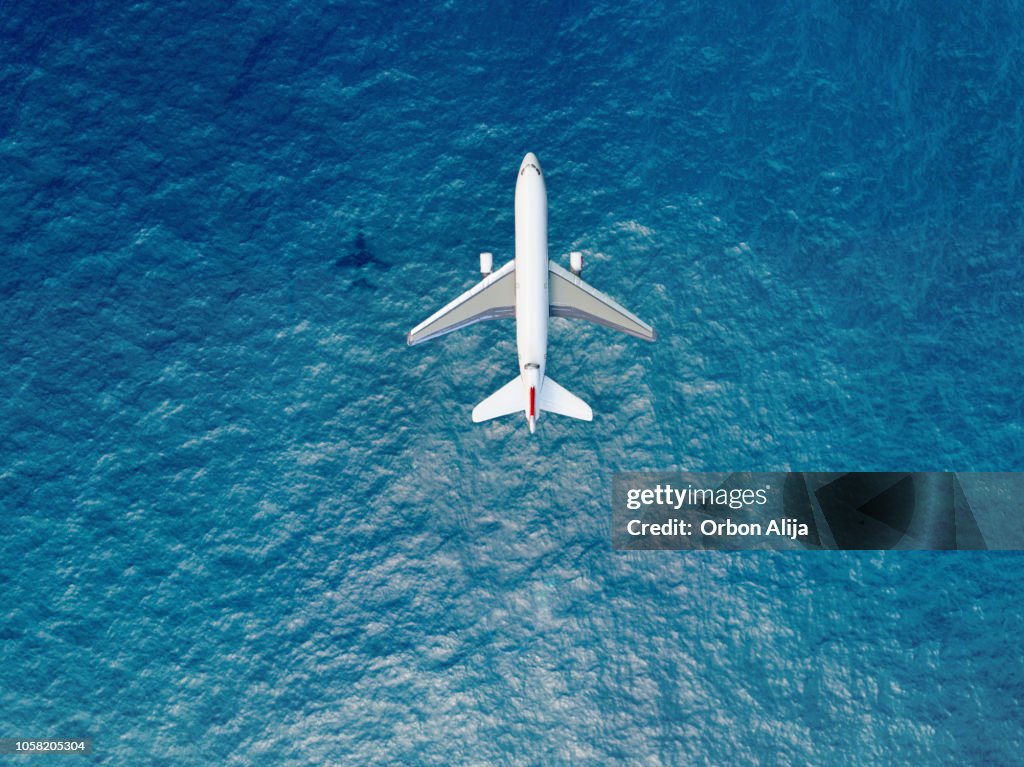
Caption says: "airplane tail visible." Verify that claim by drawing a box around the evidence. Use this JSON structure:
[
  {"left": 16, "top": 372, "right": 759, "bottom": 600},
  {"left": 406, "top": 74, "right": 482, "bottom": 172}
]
[
  {"left": 471, "top": 374, "right": 593, "bottom": 424},
  {"left": 539, "top": 376, "right": 592, "bottom": 421}
]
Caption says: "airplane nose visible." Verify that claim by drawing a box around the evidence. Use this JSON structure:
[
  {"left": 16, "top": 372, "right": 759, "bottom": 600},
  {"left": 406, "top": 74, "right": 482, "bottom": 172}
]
[{"left": 519, "top": 152, "right": 542, "bottom": 176}]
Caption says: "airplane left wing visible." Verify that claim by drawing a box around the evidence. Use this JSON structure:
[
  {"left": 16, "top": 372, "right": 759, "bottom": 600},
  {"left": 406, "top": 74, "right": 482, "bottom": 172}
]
[
  {"left": 548, "top": 261, "right": 656, "bottom": 341},
  {"left": 407, "top": 259, "right": 516, "bottom": 345}
]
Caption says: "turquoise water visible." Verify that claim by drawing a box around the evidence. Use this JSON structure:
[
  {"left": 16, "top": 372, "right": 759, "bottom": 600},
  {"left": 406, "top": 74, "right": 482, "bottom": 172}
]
[{"left": 2, "top": 1, "right": 1023, "bottom": 763}]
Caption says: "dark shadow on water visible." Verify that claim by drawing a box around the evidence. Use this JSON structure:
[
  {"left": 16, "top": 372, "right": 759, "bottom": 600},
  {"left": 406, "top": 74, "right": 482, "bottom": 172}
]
[
  {"left": 227, "top": 31, "right": 277, "bottom": 101},
  {"left": 336, "top": 231, "right": 389, "bottom": 270}
]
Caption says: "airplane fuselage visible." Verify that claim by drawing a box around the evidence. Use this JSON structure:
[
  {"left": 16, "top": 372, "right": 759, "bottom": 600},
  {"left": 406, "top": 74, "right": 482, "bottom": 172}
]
[{"left": 514, "top": 152, "right": 548, "bottom": 432}]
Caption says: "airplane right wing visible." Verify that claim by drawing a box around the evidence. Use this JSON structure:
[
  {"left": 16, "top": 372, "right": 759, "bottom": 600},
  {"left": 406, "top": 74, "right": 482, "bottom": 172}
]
[
  {"left": 407, "top": 260, "right": 516, "bottom": 345},
  {"left": 548, "top": 261, "right": 656, "bottom": 341}
]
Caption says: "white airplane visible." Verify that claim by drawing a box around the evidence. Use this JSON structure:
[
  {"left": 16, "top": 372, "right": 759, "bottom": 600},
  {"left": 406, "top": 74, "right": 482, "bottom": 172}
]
[{"left": 407, "top": 152, "right": 655, "bottom": 432}]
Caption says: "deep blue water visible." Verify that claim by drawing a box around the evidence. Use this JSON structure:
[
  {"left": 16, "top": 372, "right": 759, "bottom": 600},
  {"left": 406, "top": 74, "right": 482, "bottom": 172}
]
[{"left": 2, "top": 1, "right": 1023, "bottom": 764}]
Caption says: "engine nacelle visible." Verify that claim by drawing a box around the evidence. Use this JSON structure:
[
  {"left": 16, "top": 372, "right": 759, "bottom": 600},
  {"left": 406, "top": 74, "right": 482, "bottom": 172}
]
[
  {"left": 570, "top": 251, "right": 583, "bottom": 276},
  {"left": 480, "top": 252, "right": 493, "bottom": 276}
]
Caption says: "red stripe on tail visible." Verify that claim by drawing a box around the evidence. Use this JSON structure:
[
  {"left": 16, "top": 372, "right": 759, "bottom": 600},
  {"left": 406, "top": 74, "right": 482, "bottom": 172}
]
[{"left": 529, "top": 387, "right": 535, "bottom": 417}]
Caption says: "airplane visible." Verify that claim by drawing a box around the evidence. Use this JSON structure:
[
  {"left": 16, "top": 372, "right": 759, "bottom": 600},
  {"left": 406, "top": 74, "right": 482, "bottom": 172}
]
[{"left": 407, "top": 152, "right": 655, "bottom": 433}]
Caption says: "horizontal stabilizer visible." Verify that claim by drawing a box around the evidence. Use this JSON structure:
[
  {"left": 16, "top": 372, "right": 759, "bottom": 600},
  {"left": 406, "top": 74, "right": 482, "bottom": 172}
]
[
  {"left": 548, "top": 261, "right": 655, "bottom": 341},
  {"left": 408, "top": 259, "right": 516, "bottom": 345},
  {"left": 472, "top": 376, "right": 524, "bottom": 422},
  {"left": 539, "top": 376, "right": 593, "bottom": 421}
]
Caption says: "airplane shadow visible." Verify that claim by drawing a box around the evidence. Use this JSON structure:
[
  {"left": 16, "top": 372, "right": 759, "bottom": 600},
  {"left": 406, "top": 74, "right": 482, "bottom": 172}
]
[{"left": 336, "top": 231, "right": 389, "bottom": 270}]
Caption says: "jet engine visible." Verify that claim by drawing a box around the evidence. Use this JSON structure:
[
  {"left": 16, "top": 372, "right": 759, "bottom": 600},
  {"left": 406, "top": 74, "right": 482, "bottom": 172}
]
[
  {"left": 480, "top": 252, "right": 493, "bottom": 277},
  {"left": 570, "top": 251, "right": 583, "bottom": 276}
]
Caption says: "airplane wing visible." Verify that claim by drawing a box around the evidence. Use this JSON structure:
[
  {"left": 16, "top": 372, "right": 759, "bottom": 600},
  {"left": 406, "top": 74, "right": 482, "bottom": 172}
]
[
  {"left": 407, "top": 259, "right": 516, "bottom": 345},
  {"left": 548, "top": 261, "right": 656, "bottom": 341}
]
